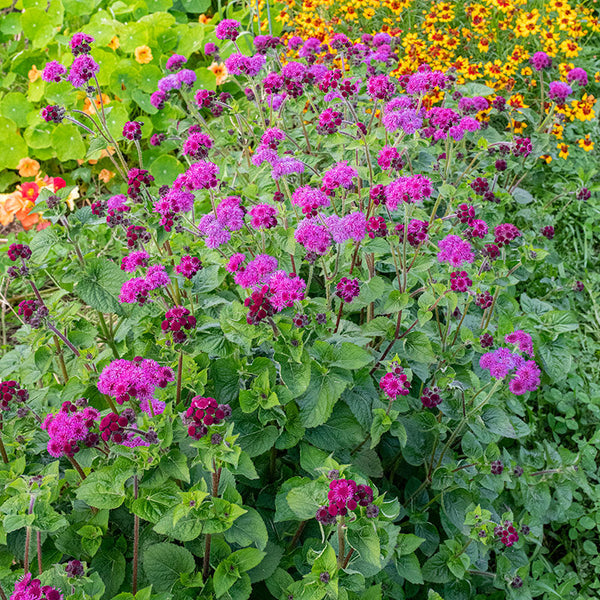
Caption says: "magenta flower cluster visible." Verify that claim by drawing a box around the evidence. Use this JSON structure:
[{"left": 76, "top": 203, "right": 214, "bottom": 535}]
[{"left": 42, "top": 401, "right": 99, "bottom": 458}]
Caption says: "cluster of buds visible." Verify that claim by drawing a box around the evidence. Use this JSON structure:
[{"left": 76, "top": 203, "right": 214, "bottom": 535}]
[
  {"left": 7, "top": 244, "right": 32, "bottom": 278},
  {"left": 315, "top": 478, "right": 378, "bottom": 524},
  {"left": 494, "top": 520, "right": 519, "bottom": 547},
  {"left": 420, "top": 386, "right": 442, "bottom": 408},
  {"left": 183, "top": 396, "right": 231, "bottom": 440},
  {"left": 475, "top": 291, "right": 493, "bottom": 309},
  {"left": 123, "top": 121, "right": 142, "bottom": 141},
  {"left": 18, "top": 300, "right": 49, "bottom": 329},
  {"left": 126, "top": 225, "right": 151, "bottom": 249},
  {"left": 0, "top": 380, "right": 29, "bottom": 411},
  {"left": 245, "top": 285, "right": 275, "bottom": 324},
  {"left": 127, "top": 168, "right": 154, "bottom": 202},
  {"left": 161, "top": 306, "right": 196, "bottom": 343}
]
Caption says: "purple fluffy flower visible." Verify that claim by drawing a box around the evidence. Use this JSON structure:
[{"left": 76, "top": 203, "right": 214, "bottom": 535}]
[
  {"left": 70, "top": 33, "right": 94, "bottom": 56},
  {"left": 322, "top": 161, "right": 357, "bottom": 191},
  {"left": 166, "top": 54, "right": 187, "bottom": 72},
  {"left": 504, "top": 330, "right": 534, "bottom": 356},
  {"left": 567, "top": 67, "right": 588, "bottom": 87},
  {"left": 437, "top": 234, "right": 474, "bottom": 267},
  {"left": 42, "top": 61, "right": 66, "bottom": 83},
  {"left": 121, "top": 251, "right": 150, "bottom": 273},
  {"left": 234, "top": 254, "right": 278, "bottom": 288},
  {"left": 295, "top": 219, "right": 332, "bottom": 255},
  {"left": 215, "top": 19, "right": 240, "bottom": 41},
  {"left": 548, "top": 81, "right": 573, "bottom": 104},
  {"left": 385, "top": 175, "right": 433, "bottom": 209},
  {"left": 529, "top": 51, "right": 552, "bottom": 71},
  {"left": 68, "top": 55, "right": 99, "bottom": 87}
]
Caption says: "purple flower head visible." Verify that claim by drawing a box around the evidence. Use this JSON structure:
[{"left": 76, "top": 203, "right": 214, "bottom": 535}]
[
  {"left": 98, "top": 358, "right": 173, "bottom": 408},
  {"left": 249, "top": 204, "right": 278, "bottom": 229},
  {"left": 42, "top": 402, "right": 99, "bottom": 458},
  {"left": 437, "top": 235, "right": 475, "bottom": 267},
  {"left": 548, "top": 81, "right": 573, "bottom": 104},
  {"left": 322, "top": 161, "right": 357, "bottom": 191},
  {"left": 267, "top": 270, "right": 306, "bottom": 310},
  {"left": 509, "top": 360, "right": 541, "bottom": 395},
  {"left": 158, "top": 74, "right": 181, "bottom": 93},
  {"left": 295, "top": 219, "right": 332, "bottom": 255},
  {"left": 225, "top": 53, "right": 265, "bottom": 77},
  {"left": 183, "top": 132, "right": 213, "bottom": 159},
  {"left": 70, "top": 33, "right": 94, "bottom": 56},
  {"left": 123, "top": 121, "right": 142, "bottom": 141},
  {"left": 226, "top": 253, "right": 246, "bottom": 273},
  {"left": 385, "top": 175, "right": 433, "bottom": 209},
  {"left": 292, "top": 185, "right": 330, "bottom": 217},
  {"left": 204, "top": 42, "right": 218, "bottom": 56},
  {"left": 121, "top": 251, "right": 150, "bottom": 273},
  {"left": 177, "top": 69, "right": 197, "bottom": 87},
  {"left": 325, "top": 211, "right": 367, "bottom": 243},
  {"left": 261, "top": 128, "right": 286, "bottom": 149},
  {"left": 367, "top": 74, "right": 396, "bottom": 101},
  {"left": 529, "top": 51, "right": 552, "bottom": 71},
  {"left": 567, "top": 67, "right": 588, "bottom": 87},
  {"left": 479, "top": 347, "right": 524, "bottom": 379},
  {"left": 234, "top": 254, "right": 278, "bottom": 288},
  {"left": 336, "top": 277, "right": 360, "bottom": 303},
  {"left": 288, "top": 36, "right": 303, "bottom": 50},
  {"left": 68, "top": 55, "right": 99, "bottom": 87},
  {"left": 504, "top": 330, "right": 534, "bottom": 356},
  {"left": 182, "top": 161, "right": 219, "bottom": 190},
  {"left": 216, "top": 196, "right": 245, "bottom": 231},
  {"left": 272, "top": 157, "right": 304, "bottom": 180},
  {"left": 166, "top": 54, "right": 187, "bottom": 72},
  {"left": 215, "top": 19, "right": 240, "bottom": 41},
  {"left": 42, "top": 61, "right": 66, "bottom": 83},
  {"left": 175, "top": 255, "right": 202, "bottom": 279},
  {"left": 150, "top": 90, "right": 167, "bottom": 109}
]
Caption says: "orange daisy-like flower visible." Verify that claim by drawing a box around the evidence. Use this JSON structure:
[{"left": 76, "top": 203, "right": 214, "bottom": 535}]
[
  {"left": 17, "top": 157, "right": 40, "bottom": 178},
  {"left": 134, "top": 46, "right": 153, "bottom": 65},
  {"left": 539, "top": 154, "right": 553, "bottom": 164},
  {"left": 28, "top": 65, "right": 42, "bottom": 83},
  {"left": 208, "top": 62, "right": 228, "bottom": 86}
]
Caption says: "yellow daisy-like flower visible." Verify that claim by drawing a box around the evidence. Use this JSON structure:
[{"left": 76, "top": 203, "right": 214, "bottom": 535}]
[
  {"left": 578, "top": 134, "right": 594, "bottom": 151},
  {"left": 134, "top": 46, "right": 153, "bottom": 64},
  {"left": 557, "top": 143, "right": 569, "bottom": 159},
  {"left": 539, "top": 154, "right": 553, "bottom": 163}
]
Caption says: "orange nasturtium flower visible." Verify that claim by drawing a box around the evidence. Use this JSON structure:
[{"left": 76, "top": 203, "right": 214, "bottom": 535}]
[
  {"left": 108, "top": 36, "right": 120, "bottom": 50},
  {"left": 208, "top": 62, "right": 228, "bottom": 86},
  {"left": 199, "top": 14, "right": 211, "bottom": 24},
  {"left": 134, "top": 46, "right": 153, "bottom": 64},
  {"left": 99, "top": 169, "right": 115, "bottom": 183},
  {"left": 83, "top": 94, "right": 111, "bottom": 116},
  {"left": 17, "top": 158, "right": 41, "bottom": 178},
  {"left": 28, "top": 65, "right": 42, "bottom": 83}
]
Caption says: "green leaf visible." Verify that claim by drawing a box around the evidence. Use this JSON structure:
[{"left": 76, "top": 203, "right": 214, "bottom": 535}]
[
  {"left": 76, "top": 471, "right": 128, "bottom": 509},
  {"left": 51, "top": 124, "right": 86, "bottom": 162},
  {"left": 0, "top": 93, "right": 33, "bottom": 128},
  {"left": 75, "top": 258, "right": 128, "bottom": 315},
  {"left": 150, "top": 155, "right": 185, "bottom": 186},
  {"left": 0, "top": 117, "right": 27, "bottom": 169},
  {"left": 181, "top": 0, "right": 210, "bottom": 12},
  {"left": 142, "top": 543, "right": 195, "bottom": 592},
  {"left": 330, "top": 343, "right": 373, "bottom": 370},
  {"left": 91, "top": 547, "right": 126, "bottom": 599},
  {"left": 396, "top": 553, "right": 423, "bottom": 585},
  {"left": 297, "top": 365, "right": 351, "bottom": 428},
  {"left": 286, "top": 479, "right": 324, "bottom": 520},
  {"left": 158, "top": 449, "right": 191, "bottom": 483},
  {"left": 396, "top": 534, "right": 426, "bottom": 556},
  {"left": 370, "top": 408, "right": 393, "bottom": 448},
  {"left": 224, "top": 507, "right": 268, "bottom": 551},
  {"left": 22, "top": 8, "right": 56, "bottom": 48},
  {"left": 347, "top": 519, "right": 381, "bottom": 568}
]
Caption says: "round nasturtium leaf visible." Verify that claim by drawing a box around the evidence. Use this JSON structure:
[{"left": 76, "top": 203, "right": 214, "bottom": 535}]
[
  {"left": 109, "top": 61, "right": 141, "bottom": 100},
  {"left": 51, "top": 123, "right": 86, "bottom": 162},
  {"left": 21, "top": 8, "right": 56, "bottom": 49},
  {"left": 150, "top": 155, "right": 184, "bottom": 186},
  {"left": 24, "top": 121, "right": 53, "bottom": 149},
  {"left": 0, "top": 92, "right": 34, "bottom": 128},
  {"left": 0, "top": 117, "right": 28, "bottom": 169}
]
